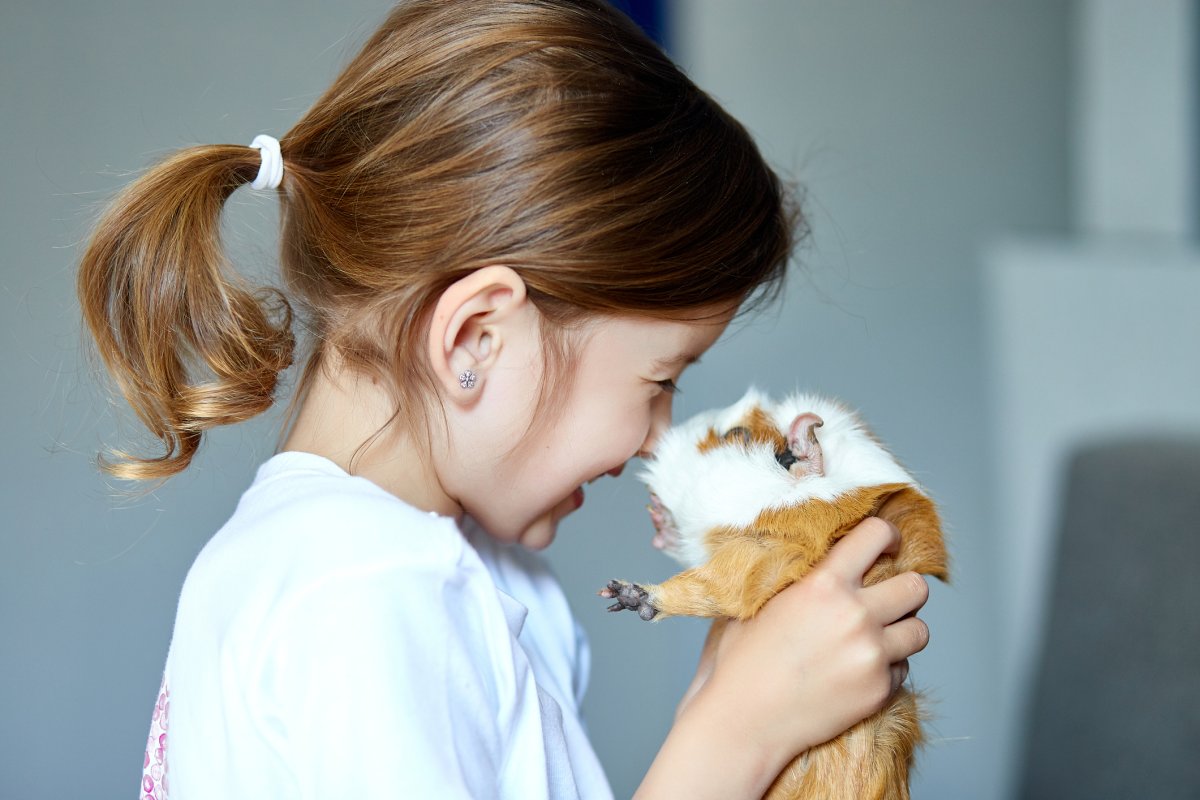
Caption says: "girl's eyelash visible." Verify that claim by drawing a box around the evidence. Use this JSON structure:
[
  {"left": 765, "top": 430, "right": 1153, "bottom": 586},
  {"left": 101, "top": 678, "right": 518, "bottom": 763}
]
[{"left": 657, "top": 379, "right": 681, "bottom": 395}]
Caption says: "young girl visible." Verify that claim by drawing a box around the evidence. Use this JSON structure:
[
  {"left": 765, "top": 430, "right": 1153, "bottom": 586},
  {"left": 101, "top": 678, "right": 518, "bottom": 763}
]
[{"left": 78, "top": 1, "right": 931, "bottom": 797}]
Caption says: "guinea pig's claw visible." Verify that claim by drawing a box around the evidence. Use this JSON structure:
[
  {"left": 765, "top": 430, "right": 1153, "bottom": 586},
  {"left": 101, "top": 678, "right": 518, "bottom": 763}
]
[{"left": 598, "top": 579, "right": 658, "bottom": 621}]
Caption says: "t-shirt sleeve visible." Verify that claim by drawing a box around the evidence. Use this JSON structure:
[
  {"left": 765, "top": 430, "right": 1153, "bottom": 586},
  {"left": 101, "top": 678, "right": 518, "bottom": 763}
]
[{"left": 254, "top": 559, "right": 508, "bottom": 798}]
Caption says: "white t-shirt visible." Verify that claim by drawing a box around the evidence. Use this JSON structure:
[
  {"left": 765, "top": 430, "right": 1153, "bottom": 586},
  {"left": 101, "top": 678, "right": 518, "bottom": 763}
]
[{"left": 140, "top": 451, "right": 613, "bottom": 800}]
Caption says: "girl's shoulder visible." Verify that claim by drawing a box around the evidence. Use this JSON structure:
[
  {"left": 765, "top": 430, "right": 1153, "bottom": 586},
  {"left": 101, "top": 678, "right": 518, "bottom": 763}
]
[
  {"left": 243, "top": 449, "right": 458, "bottom": 546},
  {"left": 183, "top": 451, "right": 471, "bottom": 610}
]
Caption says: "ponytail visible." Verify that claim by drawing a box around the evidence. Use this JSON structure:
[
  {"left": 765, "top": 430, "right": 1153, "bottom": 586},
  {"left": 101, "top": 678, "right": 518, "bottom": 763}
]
[{"left": 77, "top": 144, "right": 294, "bottom": 482}]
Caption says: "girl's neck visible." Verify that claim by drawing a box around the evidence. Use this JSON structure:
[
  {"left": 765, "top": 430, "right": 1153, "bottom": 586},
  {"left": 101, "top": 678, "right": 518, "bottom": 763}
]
[{"left": 281, "top": 361, "right": 463, "bottom": 520}]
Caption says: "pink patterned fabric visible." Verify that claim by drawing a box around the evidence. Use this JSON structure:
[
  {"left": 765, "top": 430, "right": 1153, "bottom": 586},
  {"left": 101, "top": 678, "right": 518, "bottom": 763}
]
[{"left": 141, "top": 678, "right": 170, "bottom": 800}]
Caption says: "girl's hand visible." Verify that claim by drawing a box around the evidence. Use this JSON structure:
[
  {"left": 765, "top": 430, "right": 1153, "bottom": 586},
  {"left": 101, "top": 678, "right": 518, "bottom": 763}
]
[{"left": 637, "top": 516, "right": 931, "bottom": 799}]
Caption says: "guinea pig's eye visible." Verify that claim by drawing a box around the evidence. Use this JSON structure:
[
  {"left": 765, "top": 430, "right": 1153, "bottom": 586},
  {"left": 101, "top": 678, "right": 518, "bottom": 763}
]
[{"left": 722, "top": 426, "right": 752, "bottom": 446}]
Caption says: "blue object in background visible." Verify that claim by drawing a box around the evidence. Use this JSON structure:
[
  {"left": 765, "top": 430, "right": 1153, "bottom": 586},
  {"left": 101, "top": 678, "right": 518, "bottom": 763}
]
[{"left": 609, "top": 0, "right": 668, "bottom": 50}]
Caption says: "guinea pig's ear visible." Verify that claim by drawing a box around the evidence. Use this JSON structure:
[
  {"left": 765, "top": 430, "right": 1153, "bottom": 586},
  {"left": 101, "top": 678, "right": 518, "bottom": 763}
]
[
  {"left": 783, "top": 413, "right": 825, "bottom": 478},
  {"left": 875, "top": 487, "right": 949, "bottom": 582}
]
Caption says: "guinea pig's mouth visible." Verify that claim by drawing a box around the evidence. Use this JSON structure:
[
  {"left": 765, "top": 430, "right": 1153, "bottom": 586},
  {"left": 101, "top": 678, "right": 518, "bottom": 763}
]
[{"left": 647, "top": 493, "right": 681, "bottom": 552}]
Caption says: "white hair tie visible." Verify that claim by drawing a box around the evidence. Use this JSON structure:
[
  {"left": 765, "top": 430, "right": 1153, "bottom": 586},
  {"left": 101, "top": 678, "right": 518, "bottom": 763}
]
[{"left": 249, "top": 134, "right": 284, "bottom": 190}]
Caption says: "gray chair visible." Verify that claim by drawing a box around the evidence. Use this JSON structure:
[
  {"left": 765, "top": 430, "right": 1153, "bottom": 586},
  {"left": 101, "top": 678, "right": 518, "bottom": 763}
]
[{"left": 1017, "top": 437, "right": 1200, "bottom": 800}]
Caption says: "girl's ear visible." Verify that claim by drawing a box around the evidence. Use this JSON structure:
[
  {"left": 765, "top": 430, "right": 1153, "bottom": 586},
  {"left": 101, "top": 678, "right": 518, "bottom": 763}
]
[{"left": 427, "top": 265, "right": 530, "bottom": 403}]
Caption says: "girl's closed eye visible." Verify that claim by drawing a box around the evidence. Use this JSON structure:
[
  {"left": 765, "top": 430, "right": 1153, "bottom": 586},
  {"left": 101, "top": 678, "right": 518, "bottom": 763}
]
[{"left": 657, "top": 379, "right": 681, "bottom": 395}]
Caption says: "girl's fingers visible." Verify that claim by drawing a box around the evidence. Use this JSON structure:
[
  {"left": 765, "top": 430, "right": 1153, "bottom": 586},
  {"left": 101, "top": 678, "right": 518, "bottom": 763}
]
[
  {"left": 882, "top": 615, "right": 931, "bottom": 663},
  {"left": 863, "top": 570, "right": 930, "bottom": 624},
  {"left": 822, "top": 517, "right": 901, "bottom": 582}
]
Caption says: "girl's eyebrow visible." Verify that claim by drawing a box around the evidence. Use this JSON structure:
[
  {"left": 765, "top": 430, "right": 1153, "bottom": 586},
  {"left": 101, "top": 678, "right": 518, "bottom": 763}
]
[{"left": 651, "top": 353, "right": 702, "bottom": 372}]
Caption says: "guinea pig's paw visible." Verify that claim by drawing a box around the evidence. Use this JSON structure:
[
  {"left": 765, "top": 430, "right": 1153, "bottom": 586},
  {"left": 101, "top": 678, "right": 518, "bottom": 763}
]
[{"left": 598, "top": 579, "right": 658, "bottom": 621}]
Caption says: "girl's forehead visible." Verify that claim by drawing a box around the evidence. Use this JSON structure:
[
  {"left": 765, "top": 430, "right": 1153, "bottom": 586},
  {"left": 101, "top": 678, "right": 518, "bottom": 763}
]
[{"left": 586, "top": 311, "right": 732, "bottom": 361}]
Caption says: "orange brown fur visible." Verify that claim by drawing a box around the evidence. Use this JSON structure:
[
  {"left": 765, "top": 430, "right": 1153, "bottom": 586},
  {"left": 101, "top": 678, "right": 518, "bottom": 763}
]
[{"left": 694, "top": 428, "right": 723, "bottom": 454}]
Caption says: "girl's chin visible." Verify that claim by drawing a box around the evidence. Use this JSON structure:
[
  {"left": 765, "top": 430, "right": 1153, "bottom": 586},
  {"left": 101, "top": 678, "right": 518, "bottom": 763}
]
[
  {"left": 517, "top": 514, "right": 557, "bottom": 550},
  {"left": 518, "top": 488, "right": 583, "bottom": 550}
]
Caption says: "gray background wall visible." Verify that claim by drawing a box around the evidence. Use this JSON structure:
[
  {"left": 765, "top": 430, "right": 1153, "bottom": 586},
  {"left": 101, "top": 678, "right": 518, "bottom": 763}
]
[{"left": 2, "top": 1, "right": 1071, "bottom": 797}]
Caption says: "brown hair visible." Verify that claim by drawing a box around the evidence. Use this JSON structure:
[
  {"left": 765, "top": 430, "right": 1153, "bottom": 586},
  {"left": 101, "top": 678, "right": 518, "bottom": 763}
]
[{"left": 78, "top": 0, "right": 801, "bottom": 482}]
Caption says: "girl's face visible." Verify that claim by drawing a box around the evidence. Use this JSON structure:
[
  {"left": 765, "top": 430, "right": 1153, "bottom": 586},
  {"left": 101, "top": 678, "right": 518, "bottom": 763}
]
[{"left": 454, "top": 310, "right": 733, "bottom": 550}]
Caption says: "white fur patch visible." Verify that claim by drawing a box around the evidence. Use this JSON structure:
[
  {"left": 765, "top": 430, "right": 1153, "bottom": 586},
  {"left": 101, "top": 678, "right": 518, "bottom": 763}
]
[{"left": 638, "top": 388, "right": 925, "bottom": 568}]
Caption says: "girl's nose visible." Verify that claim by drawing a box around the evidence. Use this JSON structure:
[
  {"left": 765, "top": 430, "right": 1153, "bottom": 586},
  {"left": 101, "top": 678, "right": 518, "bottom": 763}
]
[{"left": 638, "top": 394, "right": 673, "bottom": 459}]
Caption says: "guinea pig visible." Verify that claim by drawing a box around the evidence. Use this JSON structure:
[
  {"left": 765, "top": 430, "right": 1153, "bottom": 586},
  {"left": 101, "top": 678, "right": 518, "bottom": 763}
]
[{"left": 598, "top": 388, "right": 948, "bottom": 800}]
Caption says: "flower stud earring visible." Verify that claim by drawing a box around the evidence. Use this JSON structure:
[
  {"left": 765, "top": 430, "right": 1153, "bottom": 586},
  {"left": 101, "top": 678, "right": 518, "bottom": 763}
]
[{"left": 458, "top": 369, "right": 477, "bottom": 390}]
